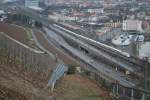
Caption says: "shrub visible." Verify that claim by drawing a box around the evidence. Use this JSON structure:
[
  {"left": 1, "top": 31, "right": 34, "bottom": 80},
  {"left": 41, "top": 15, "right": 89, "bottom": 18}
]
[{"left": 67, "top": 65, "right": 76, "bottom": 74}]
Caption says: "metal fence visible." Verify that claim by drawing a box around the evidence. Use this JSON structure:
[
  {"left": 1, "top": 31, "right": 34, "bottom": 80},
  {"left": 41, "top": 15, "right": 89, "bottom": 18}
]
[
  {"left": 0, "top": 32, "right": 57, "bottom": 82},
  {"left": 47, "top": 64, "right": 68, "bottom": 90}
]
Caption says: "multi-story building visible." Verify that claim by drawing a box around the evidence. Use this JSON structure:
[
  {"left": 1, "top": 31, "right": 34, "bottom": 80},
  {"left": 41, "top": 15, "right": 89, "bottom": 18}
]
[
  {"left": 41, "top": 0, "right": 82, "bottom": 6},
  {"left": 123, "top": 20, "right": 143, "bottom": 32}
]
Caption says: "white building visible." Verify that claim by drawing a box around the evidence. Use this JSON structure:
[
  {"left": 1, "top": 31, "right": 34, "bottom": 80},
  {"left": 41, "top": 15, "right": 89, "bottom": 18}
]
[
  {"left": 41, "top": 0, "right": 63, "bottom": 6},
  {"left": 123, "top": 20, "right": 143, "bottom": 32},
  {"left": 41, "top": 0, "right": 52, "bottom": 6},
  {"left": 25, "top": 0, "right": 39, "bottom": 7},
  {"left": 48, "top": 13, "right": 76, "bottom": 22},
  {"left": 1, "top": 0, "right": 16, "bottom": 3},
  {"left": 0, "top": 10, "right": 5, "bottom": 15},
  {"left": 87, "top": 8, "right": 104, "bottom": 14}
]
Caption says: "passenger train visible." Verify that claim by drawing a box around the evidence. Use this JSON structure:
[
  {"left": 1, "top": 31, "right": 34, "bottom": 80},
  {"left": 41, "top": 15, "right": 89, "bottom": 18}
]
[{"left": 53, "top": 24, "right": 130, "bottom": 58}]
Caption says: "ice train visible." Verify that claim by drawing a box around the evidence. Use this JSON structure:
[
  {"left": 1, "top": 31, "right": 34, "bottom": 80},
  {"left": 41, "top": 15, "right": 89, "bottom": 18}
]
[{"left": 53, "top": 24, "right": 130, "bottom": 58}]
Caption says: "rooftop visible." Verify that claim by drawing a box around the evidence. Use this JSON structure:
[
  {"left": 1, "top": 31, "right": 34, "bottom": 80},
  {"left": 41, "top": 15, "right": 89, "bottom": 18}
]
[
  {"left": 0, "top": 10, "right": 5, "bottom": 14},
  {"left": 28, "top": 6, "right": 43, "bottom": 11}
]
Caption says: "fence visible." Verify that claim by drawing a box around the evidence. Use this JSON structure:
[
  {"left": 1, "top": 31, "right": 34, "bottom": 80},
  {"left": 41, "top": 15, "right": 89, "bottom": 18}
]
[
  {"left": 47, "top": 64, "right": 68, "bottom": 91},
  {"left": 0, "top": 32, "right": 58, "bottom": 84}
]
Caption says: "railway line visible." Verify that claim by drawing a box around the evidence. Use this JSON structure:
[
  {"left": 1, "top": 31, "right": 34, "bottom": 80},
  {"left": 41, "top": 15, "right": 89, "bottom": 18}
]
[
  {"left": 42, "top": 26, "right": 136, "bottom": 88},
  {"left": 52, "top": 24, "right": 144, "bottom": 77},
  {"left": 45, "top": 24, "right": 150, "bottom": 99},
  {"left": 54, "top": 23, "right": 146, "bottom": 67},
  {"left": 15, "top": 8, "right": 148, "bottom": 77}
]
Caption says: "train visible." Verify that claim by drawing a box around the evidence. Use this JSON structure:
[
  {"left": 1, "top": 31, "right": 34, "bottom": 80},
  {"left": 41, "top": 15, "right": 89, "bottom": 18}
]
[{"left": 53, "top": 24, "right": 130, "bottom": 58}]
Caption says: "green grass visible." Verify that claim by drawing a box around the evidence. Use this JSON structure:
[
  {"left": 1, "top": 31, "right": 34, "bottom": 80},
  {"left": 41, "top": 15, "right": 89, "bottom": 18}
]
[
  {"left": 25, "top": 28, "right": 41, "bottom": 50},
  {"left": 26, "top": 28, "right": 33, "bottom": 40}
]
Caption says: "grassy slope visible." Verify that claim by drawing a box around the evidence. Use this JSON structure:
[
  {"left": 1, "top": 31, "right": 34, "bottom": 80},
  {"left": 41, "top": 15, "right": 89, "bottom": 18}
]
[{"left": 55, "top": 75, "right": 112, "bottom": 100}]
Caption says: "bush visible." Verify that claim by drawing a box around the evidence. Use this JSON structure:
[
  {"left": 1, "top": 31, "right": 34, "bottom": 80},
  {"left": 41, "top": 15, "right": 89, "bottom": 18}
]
[{"left": 67, "top": 65, "right": 76, "bottom": 74}]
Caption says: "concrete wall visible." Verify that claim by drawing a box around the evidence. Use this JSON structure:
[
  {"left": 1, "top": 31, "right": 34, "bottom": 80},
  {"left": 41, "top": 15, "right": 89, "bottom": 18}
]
[{"left": 0, "top": 32, "right": 57, "bottom": 81}]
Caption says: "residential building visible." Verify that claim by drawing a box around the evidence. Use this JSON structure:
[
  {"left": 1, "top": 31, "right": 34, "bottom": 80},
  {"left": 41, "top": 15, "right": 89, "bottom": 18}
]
[{"left": 123, "top": 20, "right": 143, "bottom": 32}]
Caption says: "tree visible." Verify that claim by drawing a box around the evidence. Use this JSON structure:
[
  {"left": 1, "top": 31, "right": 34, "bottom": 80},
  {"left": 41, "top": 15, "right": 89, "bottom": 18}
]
[{"left": 67, "top": 65, "right": 76, "bottom": 74}]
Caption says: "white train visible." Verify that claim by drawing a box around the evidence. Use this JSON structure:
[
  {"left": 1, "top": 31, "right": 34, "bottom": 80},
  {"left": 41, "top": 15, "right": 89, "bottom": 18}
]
[{"left": 53, "top": 24, "right": 130, "bottom": 58}]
